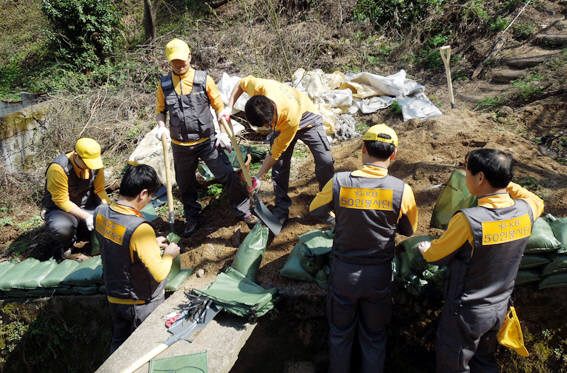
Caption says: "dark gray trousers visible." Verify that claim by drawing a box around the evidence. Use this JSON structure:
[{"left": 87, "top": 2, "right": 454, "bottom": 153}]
[
  {"left": 271, "top": 122, "right": 334, "bottom": 220},
  {"left": 436, "top": 300, "right": 508, "bottom": 373},
  {"left": 108, "top": 293, "right": 165, "bottom": 354},
  {"left": 44, "top": 208, "right": 95, "bottom": 249},
  {"left": 171, "top": 138, "right": 250, "bottom": 220},
  {"left": 327, "top": 259, "right": 392, "bottom": 373}
]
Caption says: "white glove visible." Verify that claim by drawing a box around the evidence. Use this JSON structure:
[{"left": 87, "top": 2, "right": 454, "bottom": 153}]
[
  {"left": 417, "top": 241, "right": 431, "bottom": 254},
  {"left": 247, "top": 176, "right": 261, "bottom": 193},
  {"left": 86, "top": 214, "right": 94, "bottom": 231},
  {"left": 215, "top": 132, "right": 232, "bottom": 152},
  {"left": 218, "top": 107, "right": 232, "bottom": 125},
  {"left": 154, "top": 125, "right": 170, "bottom": 141}
]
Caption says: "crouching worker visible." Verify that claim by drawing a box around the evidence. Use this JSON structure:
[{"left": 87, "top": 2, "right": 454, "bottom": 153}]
[
  {"left": 418, "top": 149, "right": 544, "bottom": 373},
  {"left": 42, "top": 138, "right": 111, "bottom": 258},
  {"left": 309, "top": 124, "right": 418, "bottom": 373},
  {"left": 94, "top": 164, "right": 181, "bottom": 354}
]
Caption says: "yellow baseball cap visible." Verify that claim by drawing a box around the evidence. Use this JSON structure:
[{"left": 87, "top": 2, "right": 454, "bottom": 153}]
[
  {"left": 362, "top": 123, "right": 398, "bottom": 146},
  {"left": 165, "top": 39, "right": 191, "bottom": 62},
  {"left": 75, "top": 138, "right": 103, "bottom": 170}
]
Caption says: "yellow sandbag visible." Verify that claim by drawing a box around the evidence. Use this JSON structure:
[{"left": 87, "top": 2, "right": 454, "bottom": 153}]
[{"left": 497, "top": 306, "right": 528, "bottom": 357}]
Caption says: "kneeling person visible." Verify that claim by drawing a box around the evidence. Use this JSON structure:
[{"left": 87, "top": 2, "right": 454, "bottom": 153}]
[{"left": 94, "top": 164, "right": 180, "bottom": 354}]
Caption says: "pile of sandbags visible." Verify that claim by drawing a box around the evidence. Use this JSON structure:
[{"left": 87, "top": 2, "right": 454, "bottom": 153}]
[{"left": 516, "top": 215, "right": 567, "bottom": 289}]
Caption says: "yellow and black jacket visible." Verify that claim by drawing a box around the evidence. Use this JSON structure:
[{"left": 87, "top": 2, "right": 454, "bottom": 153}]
[{"left": 310, "top": 164, "right": 418, "bottom": 264}]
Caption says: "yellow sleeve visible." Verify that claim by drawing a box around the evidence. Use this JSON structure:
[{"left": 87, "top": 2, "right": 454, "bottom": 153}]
[
  {"left": 206, "top": 75, "right": 224, "bottom": 114},
  {"left": 155, "top": 82, "right": 166, "bottom": 114},
  {"left": 507, "top": 182, "right": 544, "bottom": 220},
  {"left": 46, "top": 163, "right": 78, "bottom": 212},
  {"left": 398, "top": 184, "right": 418, "bottom": 235},
  {"left": 422, "top": 212, "right": 473, "bottom": 262},
  {"left": 240, "top": 76, "right": 265, "bottom": 97},
  {"left": 93, "top": 169, "right": 111, "bottom": 204},
  {"left": 130, "top": 223, "right": 173, "bottom": 283},
  {"left": 309, "top": 179, "right": 333, "bottom": 213}
]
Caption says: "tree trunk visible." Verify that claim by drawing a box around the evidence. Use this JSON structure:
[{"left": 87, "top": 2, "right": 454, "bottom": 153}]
[{"left": 143, "top": 0, "right": 156, "bottom": 43}]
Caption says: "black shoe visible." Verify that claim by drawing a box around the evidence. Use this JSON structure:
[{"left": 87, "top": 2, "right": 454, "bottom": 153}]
[{"left": 183, "top": 218, "right": 203, "bottom": 238}]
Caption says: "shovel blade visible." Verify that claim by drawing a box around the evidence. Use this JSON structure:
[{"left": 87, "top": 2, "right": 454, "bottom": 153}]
[{"left": 253, "top": 194, "right": 282, "bottom": 236}]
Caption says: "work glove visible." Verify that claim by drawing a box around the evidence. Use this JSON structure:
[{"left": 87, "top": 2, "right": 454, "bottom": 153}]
[
  {"left": 218, "top": 106, "right": 232, "bottom": 125},
  {"left": 154, "top": 125, "right": 170, "bottom": 141},
  {"left": 85, "top": 214, "right": 94, "bottom": 232},
  {"left": 247, "top": 176, "right": 261, "bottom": 193},
  {"left": 215, "top": 132, "right": 232, "bottom": 152},
  {"left": 417, "top": 241, "right": 431, "bottom": 255}
]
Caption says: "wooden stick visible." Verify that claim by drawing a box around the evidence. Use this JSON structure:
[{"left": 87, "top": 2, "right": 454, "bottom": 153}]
[
  {"left": 161, "top": 134, "right": 175, "bottom": 231},
  {"left": 440, "top": 45, "right": 455, "bottom": 109}
]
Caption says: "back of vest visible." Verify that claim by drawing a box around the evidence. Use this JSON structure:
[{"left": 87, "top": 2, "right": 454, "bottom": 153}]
[
  {"left": 160, "top": 71, "right": 215, "bottom": 142},
  {"left": 42, "top": 154, "right": 97, "bottom": 211},
  {"left": 331, "top": 172, "right": 404, "bottom": 264},
  {"left": 95, "top": 204, "right": 164, "bottom": 301},
  {"left": 458, "top": 199, "right": 533, "bottom": 305}
]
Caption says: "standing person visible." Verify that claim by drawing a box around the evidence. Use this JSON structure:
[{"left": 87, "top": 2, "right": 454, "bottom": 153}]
[
  {"left": 309, "top": 124, "right": 418, "bottom": 373},
  {"left": 42, "top": 137, "right": 111, "bottom": 258},
  {"left": 227, "top": 75, "right": 335, "bottom": 224},
  {"left": 94, "top": 164, "right": 181, "bottom": 354},
  {"left": 155, "top": 38, "right": 257, "bottom": 238},
  {"left": 418, "top": 149, "right": 544, "bottom": 373}
]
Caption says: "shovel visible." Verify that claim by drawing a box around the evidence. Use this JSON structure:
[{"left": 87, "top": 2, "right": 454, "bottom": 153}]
[
  {"left": 440, "top": 45, "right": 455, "bottom": 109},
  {"left": 120, "top": 301, "right": 220, "bottom": 373},
  {"left": 161, "top": 133, "right": 176, "bottom": 234},
  {"left": 219, "top": 117, "right": 282, "bottom": 236}
]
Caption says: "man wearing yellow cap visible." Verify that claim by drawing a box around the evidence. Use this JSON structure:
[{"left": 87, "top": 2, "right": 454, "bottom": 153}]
[
  {"left": 155, "top": 38, "right": 257, "bottom": 237},
  {"left": 418, "top": 149, "right": 543, "bottom": 372},
  {"left": 227, "top": 75, "right": 335, "bottom": 224},
  {"left": 42, "top": 138, "right": 111, "bottom": 258},
  {"left": 309, "top": 124, "right": 418, "bottom": 373}
]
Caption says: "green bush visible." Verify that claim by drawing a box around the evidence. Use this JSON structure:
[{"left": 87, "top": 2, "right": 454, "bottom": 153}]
[
  {"left": 353, "top": 0, "right": 447, "bottom": 30},
  {"left": 40, "top": 0, "right": 122, "bottom": 71}
]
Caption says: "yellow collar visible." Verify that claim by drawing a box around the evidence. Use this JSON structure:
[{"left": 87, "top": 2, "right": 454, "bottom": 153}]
[
  {"left": 478, "top": 193, "right": 515, "bottom": 209},
  {"left": 351, "top": 164, "right": 388, "bottom": 178}
]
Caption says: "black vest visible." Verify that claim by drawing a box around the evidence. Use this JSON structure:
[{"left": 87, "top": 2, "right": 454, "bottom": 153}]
[
  {"left": 331, "top": 171, "right": 404, "bottom": 264},
  {"left": 42, "top": 154, "right": 98, "bottom": 211},
  {"left": 447, "top": 199, "right": 534, "bottom": 306},
  {"left": 94, "top": 204, "right": 165, "bottom": 301},
  {"left": 160, "top": 71, "right": 215, "bottom": 142}
]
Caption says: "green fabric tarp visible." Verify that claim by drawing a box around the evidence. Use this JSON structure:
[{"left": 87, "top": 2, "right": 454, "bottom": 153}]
[
  {"left": 0, "top": 261, "right": 15, "bottom": 280},
  {"left": 298, "top": 229, "right": 334, "bottom": 256},
  {"left": 61, "top": 256, "right": 103, "bottom": 286},
  {"left": 539, "top": 273, "right": 567, "bottom": 289},
  {"left": 525, "top": 218, "right": 561, "bottom": 254},
  {"left": 0, "top": 259, "right": 41, "bottom": 291},
  {"left": 279, "top": 243, "right": 315, "bottom": 282},
  {"left": 231, "top": 222, "right": 269, "bottom": 281},
  {"left": 194, "top": 267, "right": 277, "bottom": 318},
  {"left": 515, "top": 270, "right": 540, "bottom": 286},
  {"left": 541, "top": 256, "right": 567, "bottom": 276},
  {"left": 165, "top": 256, "right": 193, "bottom": 292},
  {"left": 17, "top": 259, "right": 58, "bottom": 289},
  {"left": 546, "top": 214, "right": 567, "bottom": 254},
  {"left": 149, "top": 351, "right": 207, "bottom": 373},
  {"left": 430, "top": 170, "right": 477, "bottom": 230},
  {"left": 40, "top": 260, "right": 80, "bottom": 288},
  {"left": 519, "top": 255, "right": 550, "bottom": 269}
]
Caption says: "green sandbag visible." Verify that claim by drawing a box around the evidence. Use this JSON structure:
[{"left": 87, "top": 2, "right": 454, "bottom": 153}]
[
  {"left": 299, "top": 244, "right": 326, "bottom": 275},
  {"left": 515, "top": 270, "right": 540, "bottom": 286},
  {"left": 519, "top": 255, "right": 550, "bottom": 269},
  {"left": 197, "top": 162, "right": 216, "bottom": 182},
  {"left": 0, "top": 261, "right": 15, "bottom": 279},
  {"left": 72, "top": 286, "right": 100, "bottom": 295},
  {"left": 149, "top": 351, "right": 207, "bottom": 373},
  {"left": 546, "top": 214, "right": 567, "bottom": 254},
  {"left": 17, "top": 259, "right": 59, "bottom": 289},
  {"left": 0, "top": 258, "right": 41, "bottom": 291},
  {"left": 231, "top": 222, "right": 269, "bottom": 281},
  {"left": 314, "top": 266, "right": 329, "bottom": 289},
  {"left": 165, "top": 256, "right": 193, "bottom": 292},
  {"left": 40, "top": 260, "right": 80, "bottom": 288},
  {"left": 399, "top": 235, "right": 434, "bottom": 279},
  {"left": 298, "top": 229, "right": 334, "bottom": 256},
  {"left": 430, "top": 170, "right": 477, "bottom": 229},
  {"left": 525, "top": 218, "right": 561, "bottom": 253},
  {"left": 279, "top": 244, "right": 315, "bottom": 282},
  {"left": 61, "top": 256, "right": 103, "bottom": 286},
  {"left": 538, "top": 273, "right": 567, "bottom": 289},
  {"left": 224, "top": 145, "right": 267, "bottom": 170},
  {"left": 91, "top": 231, "right": 101, "bottom": 255},
  {"left": 541, "top": 256, "right": 567, "bottom": 276}
]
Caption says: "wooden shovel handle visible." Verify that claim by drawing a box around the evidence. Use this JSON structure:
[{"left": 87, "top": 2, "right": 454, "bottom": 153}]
[
  {"left": 120, "top": 342, "right": 169, "bottom": 373},
  {"left": 161, "top": 134, "right": 174, "bottom": 215},
  {"left": 219, "top": 117, "right": 253, "bottom": 188}
]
